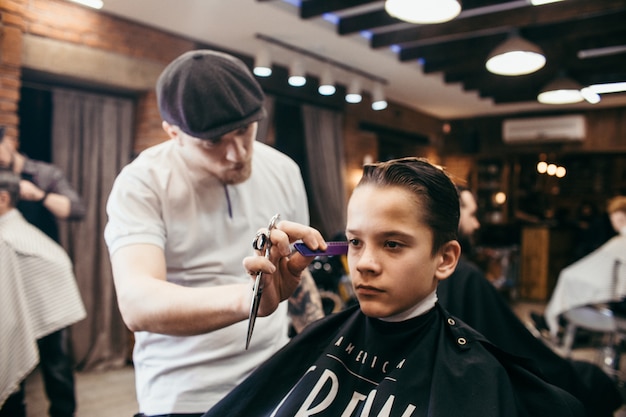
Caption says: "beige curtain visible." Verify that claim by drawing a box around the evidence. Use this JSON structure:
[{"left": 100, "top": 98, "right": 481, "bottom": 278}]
[
  {"left": 301, "top": 105, "right": 347, "bottom": 239},
  {"left": 51, "top": 88, "right": 134, "bottom": 371},
  {"left": 257, "top": 95, "right": 275, "bottom": 145}
]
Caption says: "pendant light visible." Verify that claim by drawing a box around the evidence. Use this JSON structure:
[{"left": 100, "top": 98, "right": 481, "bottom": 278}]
[
  {"left": 486, "top": 34, "right": 546, "bottom": 76},
  {"left": 371, "top": 83, "right": 388, "bottom": 111},
  {"left": 384, "top": 0, "right": 461, "bottom": 24},
  {"left": 537, "top": 75, "right": 583, "bottom": 104},
  {"left": 288, "top": 59, "right": 306, "bottom": 87},
  {"left": 345, "top": 79, "right": 362, "bottom": 104},
  {"left": 318, "top": 66, "right": 336, "bottom": 96},
  {"left": 253, "top": 48, "right": 272, "bottom": 77}
]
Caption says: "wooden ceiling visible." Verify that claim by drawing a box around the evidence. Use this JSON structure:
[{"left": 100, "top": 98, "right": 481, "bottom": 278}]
[{"left": 275, "top": 0, "right": 626, "bottom": 106}]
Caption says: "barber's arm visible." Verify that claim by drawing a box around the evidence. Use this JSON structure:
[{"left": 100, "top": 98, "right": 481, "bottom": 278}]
[
  {"left": 110, "top": 221, "right": 326, "bottom": 336},
  {"left": 288, "top": 268, "right": 325, "bottom": 334}
]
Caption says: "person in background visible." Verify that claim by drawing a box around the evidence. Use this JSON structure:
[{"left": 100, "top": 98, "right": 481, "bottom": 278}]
[
  {"left": 0, "top": 126, "right": 86, "bottom": 242},
  {"left": 533, "top": 195, "right": 626, "bottom": 335},
  {"left": 571, "top": 200, "right": 616, "bottom": 263},
  {"left": 437, "top": 187, "right": 623, "bottom": 417},
  {"left": 0, "top": 127, "right": 86, "bottom": 417},
  {"left": 202, "top": 157, "right": 584, "bottom": 417},
  {"left": 607, "top": 195, "right": 626, "bottom": 237},
  {"left": 104, "top": 49, "right": 324, "bottom": 417},
  {"left": 0, "top": 171, "right": 86, "bottom": 417}
]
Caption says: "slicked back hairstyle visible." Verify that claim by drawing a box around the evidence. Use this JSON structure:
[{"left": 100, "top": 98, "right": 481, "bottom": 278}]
[
  {"left": 0, "top": 171, "right": 20, "bottom": 206},
  {"left": 356, "top": 157, "right": 460, "bottom": 255}
]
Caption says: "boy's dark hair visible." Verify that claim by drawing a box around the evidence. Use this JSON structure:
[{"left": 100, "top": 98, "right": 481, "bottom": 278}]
[
  {"left": 0, "top": 171, "right": 20, "bottom": 206},
  {"left": 357, "top": 157, "right": 459, "bottom": 255}
]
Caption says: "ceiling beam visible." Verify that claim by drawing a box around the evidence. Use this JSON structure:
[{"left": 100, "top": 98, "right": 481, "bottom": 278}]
[
  {"left": 370, "top": 0, "right": 626, "bottom": 48},
  {"left": 299, "top": 0, "right": 379, "bottom": 19},
  {"left": 337, "top": 10, "right": 402, "bottom": 35}
]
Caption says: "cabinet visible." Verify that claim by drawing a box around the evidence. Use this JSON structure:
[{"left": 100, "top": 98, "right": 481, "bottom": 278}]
[
  {"left": 519, "top": 226, "right": 575, "bottom": 301},
  {"left": 471, "top": 158, "right": 510, "bottom": 225}
]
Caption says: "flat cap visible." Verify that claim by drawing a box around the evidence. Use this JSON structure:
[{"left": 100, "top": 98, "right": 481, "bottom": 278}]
[{"left": 156, "top": 50, "right": 266, "bottom": 140}]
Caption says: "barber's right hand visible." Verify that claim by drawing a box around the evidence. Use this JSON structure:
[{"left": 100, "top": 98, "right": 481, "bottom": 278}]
[{"left": 243, "top": 220, "right": 326, "bottom": 317}]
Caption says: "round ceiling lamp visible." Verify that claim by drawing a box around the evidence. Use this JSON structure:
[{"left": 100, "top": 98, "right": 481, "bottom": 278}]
[
  {"left": 253, "top": 48, "right": 272, "bottom": 77},
  {"left": 345, "top": 79, "right": 362, "bottom": 104},
  {"left": 288, "top": 59, "right": 306, "bottom": 87},
  {"left": 486, "top": 35, "right": 546, "bottom": 76},
  {"left": 537, "top": 76, "right": 584, "bottom": 104},
  {"left": 318, "top": 66, "right": 336, "bottom": 96},
  {"left": 385, "top": 0, "right": 461, "bottom": 24},
  {"left": 371, "top": 82, "right": 388, "bottom": 111}
]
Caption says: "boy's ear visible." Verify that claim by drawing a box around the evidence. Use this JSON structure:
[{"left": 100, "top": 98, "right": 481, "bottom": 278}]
[{"left": 434, "top": 240, "right": 461, "bottom": 281}]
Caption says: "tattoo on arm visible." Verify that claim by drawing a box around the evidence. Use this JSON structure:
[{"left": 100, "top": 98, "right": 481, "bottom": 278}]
[{"left": 287, "top": 268, "right": 324, "bottom": 334}]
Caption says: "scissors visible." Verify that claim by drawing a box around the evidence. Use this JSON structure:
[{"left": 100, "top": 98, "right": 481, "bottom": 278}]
[{"left": 246, "top": 213, "right": 280, "bottom": 349}]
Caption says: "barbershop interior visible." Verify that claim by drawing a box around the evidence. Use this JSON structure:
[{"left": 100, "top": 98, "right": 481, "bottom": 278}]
[{"left": 2, "top": 0, "right": 626, "bottom": 416}]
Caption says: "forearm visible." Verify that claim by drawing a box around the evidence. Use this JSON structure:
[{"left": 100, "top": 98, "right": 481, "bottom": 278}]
[
  {"left": 115, "top": 274, "right": 253, "bottom": 336},
  {"left": 41, "top": 192, "right": 72, "bottom": 219},
  {"left": 288, "top": 268, "right": 324, "bottom": 333},
  {"left": 19, "top": 178, "right": 82, "bottom": 220}
]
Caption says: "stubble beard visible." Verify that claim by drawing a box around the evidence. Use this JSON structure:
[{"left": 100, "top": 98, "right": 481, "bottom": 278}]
[{"left": 220, "top": 160, "right": 252, "bottom": 185}]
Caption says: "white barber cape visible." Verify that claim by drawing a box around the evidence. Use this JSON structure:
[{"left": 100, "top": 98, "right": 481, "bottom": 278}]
[
  {"left": 545, "top": 234, "right": 626, "bottom": 336},
  {"left": 0, "top": 209, "right": 86, "bottom": 407}
]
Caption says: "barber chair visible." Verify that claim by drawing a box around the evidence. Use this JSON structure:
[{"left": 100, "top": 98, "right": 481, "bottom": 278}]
[{"left": 560, "top": 260, "right": 625, "bottom": 380}]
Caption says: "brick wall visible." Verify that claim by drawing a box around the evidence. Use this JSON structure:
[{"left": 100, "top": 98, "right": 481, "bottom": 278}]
[
  {"left": 1, "top": 0, "right": 446, "bottom": 161},
  {"left": 0, "top": 0, "right": 25, "bottom": 142},
  {"left": 1, "top": 0, "right": 198, "bottom": 152}
]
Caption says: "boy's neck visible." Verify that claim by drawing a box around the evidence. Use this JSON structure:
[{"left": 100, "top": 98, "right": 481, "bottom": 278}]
[{"left": 378, "top": 290, "right": 438, "bottom": 322}]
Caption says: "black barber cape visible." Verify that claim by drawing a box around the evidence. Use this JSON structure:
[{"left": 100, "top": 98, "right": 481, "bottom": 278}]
[
  {"left": 438, "top": 258, "right": 623, "bottom": 417},
  {"left": 203, "top": 304, "right": 583, "bottom": 417}
]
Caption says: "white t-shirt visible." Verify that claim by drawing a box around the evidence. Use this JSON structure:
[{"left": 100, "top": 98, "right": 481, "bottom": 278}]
[{"left": 104, "top": 140, "right": 309, "bottom": 414}]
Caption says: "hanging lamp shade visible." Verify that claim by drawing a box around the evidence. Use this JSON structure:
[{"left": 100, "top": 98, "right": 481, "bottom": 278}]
[
  {"left": 537, "top": 76, "right": 583, "bottom": 104},
  {"left": 385, "top": 0, "right": 461, "bottom": 24},
  {"left": 486, "top": 35, "right": 546, "bottom": 76}
]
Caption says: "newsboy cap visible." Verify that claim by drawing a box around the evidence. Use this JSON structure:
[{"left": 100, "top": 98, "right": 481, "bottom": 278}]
[{"left": 156, "top": 50, "right": 266, "bottom": 140}]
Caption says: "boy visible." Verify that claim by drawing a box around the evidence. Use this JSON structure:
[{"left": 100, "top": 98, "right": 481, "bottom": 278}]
[{"left": 202, "top": 157, "right": 584, "bottom": 417}]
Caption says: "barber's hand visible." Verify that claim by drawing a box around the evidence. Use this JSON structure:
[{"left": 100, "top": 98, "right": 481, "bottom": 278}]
[
  {"left": 19, "top": 179, "right": 45, "bottom": 201},
  {"left": 244, "top": 220, "right": 326, "bottom": 317}
]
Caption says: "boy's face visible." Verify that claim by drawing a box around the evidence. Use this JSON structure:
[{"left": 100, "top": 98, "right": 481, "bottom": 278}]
[{"left": 346, "top": 184, "right": 457, "bottom": 319}]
